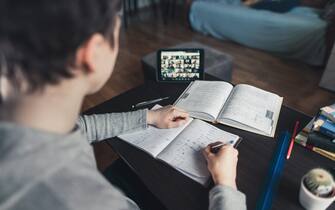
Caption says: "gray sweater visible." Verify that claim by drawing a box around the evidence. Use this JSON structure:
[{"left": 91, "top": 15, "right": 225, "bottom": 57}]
[{"left": 0, "top": 110, "right": 246, "bottom": 210}]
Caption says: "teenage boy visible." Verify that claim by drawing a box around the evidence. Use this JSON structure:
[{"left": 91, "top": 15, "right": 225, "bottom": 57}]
[{"left": 0, "top": 0, "right": 246, "bottom": 210}]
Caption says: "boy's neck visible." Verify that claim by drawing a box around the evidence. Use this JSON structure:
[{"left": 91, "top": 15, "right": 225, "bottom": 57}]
[{"left": 1, "top": 80, "right": 87, "bottom": 134}]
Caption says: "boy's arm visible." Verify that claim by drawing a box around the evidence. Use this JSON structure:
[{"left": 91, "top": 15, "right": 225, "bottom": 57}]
[
  {"left": 77, "top": 109, "right": 148, "bottom": 144},
  {"left": 203, "top": 145, "right": 247, "bottom": 210},
  {"left": 77, "top": 106, "right": 189, "bottom": 144},
  {"left": 209, "top": 185, "right": 246, "bottom": 210}
]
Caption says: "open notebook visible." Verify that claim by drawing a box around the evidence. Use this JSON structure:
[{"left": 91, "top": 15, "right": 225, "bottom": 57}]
[
  {"left": 118, "top": 108, "right": 240, "bottom": 185},
  {"left": 174, "top": 80, "right": 283, "bottom": 137}
]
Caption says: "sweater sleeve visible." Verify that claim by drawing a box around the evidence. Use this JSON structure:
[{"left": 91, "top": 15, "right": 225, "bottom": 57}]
[
  {"left": 209, "top": 185, "right": 246, "bottom": 210},
  {"left": 77, "top": 109, "right": 148, "bottom": 144}
]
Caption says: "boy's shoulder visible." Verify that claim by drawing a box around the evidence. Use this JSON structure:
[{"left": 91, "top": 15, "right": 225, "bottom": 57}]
[{"left": 0, "top": 122, "right": 136, "bottom": 210}]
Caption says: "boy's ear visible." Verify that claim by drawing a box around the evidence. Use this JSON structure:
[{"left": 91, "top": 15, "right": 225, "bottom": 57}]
[{"left": 75, "top": 33, "right": 105, "bottom": 73}]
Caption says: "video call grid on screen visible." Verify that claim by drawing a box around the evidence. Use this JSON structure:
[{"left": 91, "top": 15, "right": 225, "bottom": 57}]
[{"left": 159, "top": 50, "right": 202, "bottom": 81}]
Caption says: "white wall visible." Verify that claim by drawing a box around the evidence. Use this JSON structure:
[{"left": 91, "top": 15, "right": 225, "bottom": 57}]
[{"left": 319, "top": 43, "right": 335, "bottom": 91}]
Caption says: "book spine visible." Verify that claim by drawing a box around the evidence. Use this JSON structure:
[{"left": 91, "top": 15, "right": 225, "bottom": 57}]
[
  {"left": 307, "top": 132, "right": 335, "bottom": 153},
  {"left": 321, "top": 107, "right": 335, "bottom": 123},
  {"left": 322, "top": 112, "right": 335, "bottom": 123},
  {"left": 294, "top": 138, "right": 335, "bottom": 161},
  {"left": 314, "top": 115, "right": 335, "bottom": 138},
  {"left": 319, "top": 126, "right": 335, "bottom": 139}
]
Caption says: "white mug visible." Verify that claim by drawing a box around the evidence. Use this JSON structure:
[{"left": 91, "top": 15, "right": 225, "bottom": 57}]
[{"left": 299, "top": 176, "right": 335, "bottom": 210}]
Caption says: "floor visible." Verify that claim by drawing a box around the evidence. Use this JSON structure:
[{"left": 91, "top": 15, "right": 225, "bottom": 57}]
[{"left": 83, "top": 6, "right": 335, "bottom": 171}]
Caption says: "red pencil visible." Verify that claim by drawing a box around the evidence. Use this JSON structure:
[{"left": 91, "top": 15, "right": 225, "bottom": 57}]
[{"left": 286, "top": 121, "right": 300, "bottom": 159}]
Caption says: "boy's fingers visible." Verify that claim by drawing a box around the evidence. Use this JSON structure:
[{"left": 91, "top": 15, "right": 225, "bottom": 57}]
[
  {"left": 172, "top": 109, "right": 189, "bottom": 119},
  {"left": 170, "top": 110, "right": 190, "bottom": 127},
  {"left": 202, "top": 149, "right": 209, "bottom": 161},
  {"left": 208, "top": 141, "right": 224, "bottom": 148},
  {"left": 203, "top": 146, "right": 214, "bottom": 160},
  {"left": 172, "top": 106, "right": 186, "bottom": 112},
  {"left": 217, "top": 145, "right": 238, "bottom": 157},
  {"left": 167, "top": 118, "right": 188, "bottom": 128},
  {"left": 204, "top": 146, "right": 211, "bottom": 155}
]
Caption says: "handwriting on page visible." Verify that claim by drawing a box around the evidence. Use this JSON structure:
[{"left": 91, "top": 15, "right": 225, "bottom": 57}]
[
  {"left": 119, "top": 119, "right": 193, "bottom": 157},
  {"left": 158, "top": 119, "right": 239, "bottom": 178}
]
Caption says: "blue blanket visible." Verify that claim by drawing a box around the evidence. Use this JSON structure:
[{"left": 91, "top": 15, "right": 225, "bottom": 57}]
[{"left": 190, "top": 0, "right": 327, "bottom": 66}]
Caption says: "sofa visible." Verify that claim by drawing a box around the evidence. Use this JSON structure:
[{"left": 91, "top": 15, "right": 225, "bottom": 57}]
[{"left": 189, "top": 0, "right": 330, "bottom": 66}]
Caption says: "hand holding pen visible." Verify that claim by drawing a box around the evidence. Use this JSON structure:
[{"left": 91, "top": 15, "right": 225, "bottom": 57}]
[{"left": 203, "top": 141, "right": 240, "bottom": 189}]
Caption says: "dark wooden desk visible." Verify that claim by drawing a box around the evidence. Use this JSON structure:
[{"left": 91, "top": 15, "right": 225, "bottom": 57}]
[{"left": 85, "top": 81, "right": 334, "bottom": 210}]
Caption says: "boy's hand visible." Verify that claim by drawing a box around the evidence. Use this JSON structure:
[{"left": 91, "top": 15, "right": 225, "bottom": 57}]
[
  {"left": 203, "top": 143, "right": 239, "bottom": 189},
  {"left": 147, "top": 105, "right": 190, "bottom": 129}
]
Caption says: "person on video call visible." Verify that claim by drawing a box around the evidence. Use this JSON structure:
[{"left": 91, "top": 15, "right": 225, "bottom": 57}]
[{"left": 0, "top": 0, "right": 246, "bottom": 209}]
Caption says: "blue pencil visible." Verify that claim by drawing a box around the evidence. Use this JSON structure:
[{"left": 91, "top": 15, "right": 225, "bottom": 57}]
[{"left": 256, "top": 131, "right": 291, "bottom": 210}]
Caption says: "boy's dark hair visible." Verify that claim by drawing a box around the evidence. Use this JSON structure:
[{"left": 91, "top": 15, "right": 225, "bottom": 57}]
[{"left": 0, "top": 0, "right": 122, "bottom": 92}]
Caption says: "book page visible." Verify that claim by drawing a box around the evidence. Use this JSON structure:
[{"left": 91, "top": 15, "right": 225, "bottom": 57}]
[
  {"left": 174, "top": 81, "right": 233, "bottom": 121},
  {"left": 218, "top": 84, "right": 283, "bottom": 136},
  {"left": 157, "top": 119, "right": 240, "bottom": 178},
  {"left": 118, "top": 119, "right": 193, "bottom": 157}
]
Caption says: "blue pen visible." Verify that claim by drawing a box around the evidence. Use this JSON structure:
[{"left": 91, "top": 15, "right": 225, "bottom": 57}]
[{"left": 256, "top": 131, "right": 291, "bottom": 210}]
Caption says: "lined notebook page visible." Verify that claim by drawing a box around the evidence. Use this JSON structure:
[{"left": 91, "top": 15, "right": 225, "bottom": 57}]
[
  {"left": 118, "top": 119, "right": 193, "bottom": 157},
  {"left": 157, "top": 119, "right": 240, "bottom": 178}
]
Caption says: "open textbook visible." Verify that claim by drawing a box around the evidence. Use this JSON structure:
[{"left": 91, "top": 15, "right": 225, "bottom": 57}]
[
  {"left": 174, "top": 80, "right": 283, "bottom": 137},
  {"left": 118, "top": 109, "right": 241, "bottom": 185}
]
